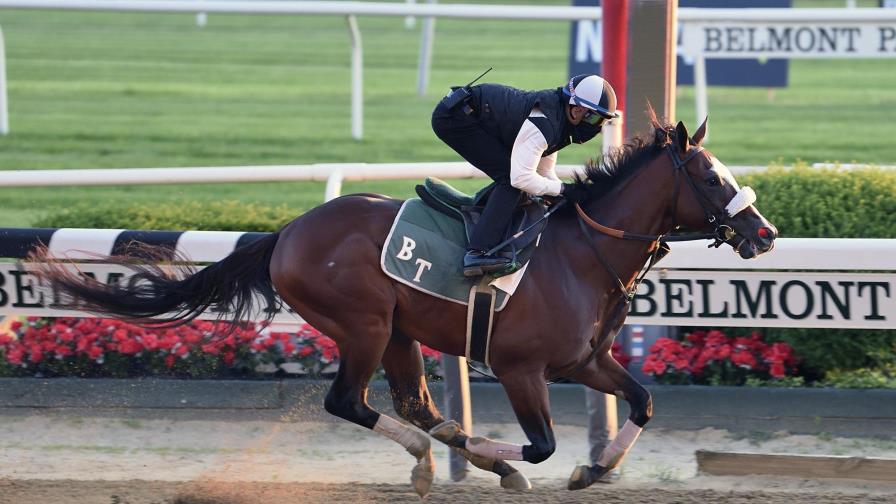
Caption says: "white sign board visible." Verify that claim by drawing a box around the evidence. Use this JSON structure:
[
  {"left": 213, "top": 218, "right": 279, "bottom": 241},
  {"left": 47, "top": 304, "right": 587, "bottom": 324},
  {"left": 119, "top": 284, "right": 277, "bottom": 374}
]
[
  {"left": 627, "top": 270, "right": 895, "bottom": 329},
  {"left": 0, "top": 263, "right": 303, "bottom": 324},
  {"left": 681, "top": 22, "right": 896, "bottom": 58},
  {"left": 1, "top": 263, "right": 894, "bottom": 329}
]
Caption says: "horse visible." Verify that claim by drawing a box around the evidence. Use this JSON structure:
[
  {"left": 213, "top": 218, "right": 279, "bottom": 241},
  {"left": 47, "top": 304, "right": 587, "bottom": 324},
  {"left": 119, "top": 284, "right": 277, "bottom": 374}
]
[{"left": 33, "top": 114, "right": 776, "bottom": 496}]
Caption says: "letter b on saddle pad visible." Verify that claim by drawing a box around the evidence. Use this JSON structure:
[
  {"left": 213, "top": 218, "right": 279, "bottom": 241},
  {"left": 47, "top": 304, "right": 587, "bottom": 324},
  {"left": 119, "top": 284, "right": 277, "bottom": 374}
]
[{"left": 381, "top": 199, "right": 527, "bottom": 311}]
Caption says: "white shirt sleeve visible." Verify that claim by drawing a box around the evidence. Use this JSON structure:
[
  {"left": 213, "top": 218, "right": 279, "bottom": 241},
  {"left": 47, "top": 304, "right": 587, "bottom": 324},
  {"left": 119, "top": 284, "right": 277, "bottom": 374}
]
[
  {"left": 510, "top": 117, "right": 563, "bottom": 196},
  {"left": 537, "top": 151, "right": 559, "bottom": 181}
]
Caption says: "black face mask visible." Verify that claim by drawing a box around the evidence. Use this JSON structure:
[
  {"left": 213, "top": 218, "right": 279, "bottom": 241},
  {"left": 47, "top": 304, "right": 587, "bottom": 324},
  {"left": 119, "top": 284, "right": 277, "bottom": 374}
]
[{"left": 570, "top": 121, "right": 602, "bottom": 144}]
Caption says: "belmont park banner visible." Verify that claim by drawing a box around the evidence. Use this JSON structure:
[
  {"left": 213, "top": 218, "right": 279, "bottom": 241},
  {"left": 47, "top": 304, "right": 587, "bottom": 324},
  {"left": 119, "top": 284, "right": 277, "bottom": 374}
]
[
  {"left": 0, "top": 263, "right": 893, "bottom": 330},
  {"left": 681, "top": 22, "right": 896, "bottom": 59}
]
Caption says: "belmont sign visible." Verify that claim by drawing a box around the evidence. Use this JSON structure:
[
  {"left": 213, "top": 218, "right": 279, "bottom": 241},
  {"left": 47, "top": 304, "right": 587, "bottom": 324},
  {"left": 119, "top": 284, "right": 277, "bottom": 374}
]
[
  {"left": 1, "top": 263, "right": 893, "bottom": 329},
  {"left": 0, "top": 263, "right": 302, "bottom": 324},
  {"left": 681, "top": 22, "right": 896, "bottom": 58},
  {"left": 627, "top": 270, "right": 894, "bottom": 329}
]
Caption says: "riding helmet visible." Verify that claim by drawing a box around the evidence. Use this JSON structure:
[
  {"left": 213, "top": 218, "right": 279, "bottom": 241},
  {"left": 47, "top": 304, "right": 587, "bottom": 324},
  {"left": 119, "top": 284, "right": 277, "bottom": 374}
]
[{"left": 563, "top": 74, "right": 619, "bottom": 119}]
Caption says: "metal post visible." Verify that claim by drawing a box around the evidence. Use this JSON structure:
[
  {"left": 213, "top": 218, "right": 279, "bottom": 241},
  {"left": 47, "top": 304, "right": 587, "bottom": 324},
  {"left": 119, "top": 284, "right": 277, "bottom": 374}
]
[
  {"left": 694, "top": 53, "right": 708, "bottom": 142},
  {"left": 0, "top": 26, "right": 8, "bottom": 135},
  {"left": 196, "top": 12, "right": 207, "bottom": 27},
  {"left": 416, "top": 0, "right": 436, "bottom": 97},
  {"left": 324, "top": 171, "right": 343, "bottom": 201},
  {"left": 442, "top": 355, "right": 472, "bottom": 481},
  {"left": 346, "top": 15, "right": 363, "bottom": 140}
]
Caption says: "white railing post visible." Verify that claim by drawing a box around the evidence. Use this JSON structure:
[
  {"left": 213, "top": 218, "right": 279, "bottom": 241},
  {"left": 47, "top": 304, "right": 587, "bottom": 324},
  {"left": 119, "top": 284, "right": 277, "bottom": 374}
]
[
  {"left": 416, "top": 0, "right": 436, "bottom": 97},
  {"left": 404, "top": 0, "right": 416, "bottom": 29},
  {"left": 0, "top": 25, "right": 8, "bottom": 135},
  {"left": 196, "top": 12, "right": 207, "bottom": 26},
  {"left": 694, "top": 52, "right": 708, "bottom": 143},
  {"left": 346, "top": 15, "right": 363, "bottom": 140},
  {"left": 602, "top": 110, "right": 623, "bottom": 155},
  {"left": 324, "top": 170, "right": 344, "bottom": 201}
]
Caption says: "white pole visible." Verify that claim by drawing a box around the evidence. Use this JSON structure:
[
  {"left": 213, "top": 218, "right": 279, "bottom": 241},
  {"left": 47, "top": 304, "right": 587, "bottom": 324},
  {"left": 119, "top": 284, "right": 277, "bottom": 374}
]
[
  {"left": 0, "top": 26, "right": 8, "bottom": 135},
  {"left": 416, "top": 0, "right": 435, "bottom": 97},
  {"left": 694, "top": 53, "right": 708, "bottom": 143},
  {"left": 324, "top": 171, "right": 344, "bottom": 201},
  {"left": 602, "top": 110, "right": 623, "bottom": 155},
  {"left": 346, "top": 15, "right": 363, "bottom": 140},
  {"left": 404, "top": 0, "right": 415, "bottom": 29},
  {"left": 196, "top": 12, "right": 207, "bottom": 26}
]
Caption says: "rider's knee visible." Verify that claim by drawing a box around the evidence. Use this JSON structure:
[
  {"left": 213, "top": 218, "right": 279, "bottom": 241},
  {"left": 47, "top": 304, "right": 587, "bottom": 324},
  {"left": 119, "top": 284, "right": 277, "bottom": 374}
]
[{"left": 522, "top": 438, "right": 556, "bottom": 464}]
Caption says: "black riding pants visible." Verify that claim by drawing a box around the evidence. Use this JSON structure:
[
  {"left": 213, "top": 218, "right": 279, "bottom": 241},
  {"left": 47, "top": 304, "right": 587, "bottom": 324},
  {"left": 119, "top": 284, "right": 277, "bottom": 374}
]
[{"left": 431, "top": 99, "right": 521, "bottom": 251}]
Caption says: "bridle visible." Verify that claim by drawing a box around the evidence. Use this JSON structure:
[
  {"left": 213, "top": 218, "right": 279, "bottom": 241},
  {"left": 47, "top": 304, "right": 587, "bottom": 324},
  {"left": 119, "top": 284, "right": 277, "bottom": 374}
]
[
  {"left": 573, "top": 138, "right": 756, "bottom": 304},
  {"left": 550, "top": 138, "right": 757, "bottom": 384}
]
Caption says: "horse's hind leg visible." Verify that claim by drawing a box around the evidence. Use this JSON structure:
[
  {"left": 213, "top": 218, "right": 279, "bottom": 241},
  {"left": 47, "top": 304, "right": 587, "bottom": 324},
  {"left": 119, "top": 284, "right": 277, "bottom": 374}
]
[
  {"left": 567, "top": 351, "right": 652, "bottom": 490},
  {"left": 380, "top": 330, "right": 531, "bottom": 490},
  {"left": 320, "top": 324, "right": 435, "bottom": 497}
]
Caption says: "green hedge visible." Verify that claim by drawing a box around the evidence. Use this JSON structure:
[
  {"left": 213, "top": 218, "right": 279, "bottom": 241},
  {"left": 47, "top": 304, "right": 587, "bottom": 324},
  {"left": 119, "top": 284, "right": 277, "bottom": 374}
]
[
  {"left": 35, "top": 168, "right": 896, "bottom": 380},
  {"left": 740, "top": 166, "right": 896, "bottom": 238},
  {"left": 34, "top": 200, "right": 297, "bottom": 232}
]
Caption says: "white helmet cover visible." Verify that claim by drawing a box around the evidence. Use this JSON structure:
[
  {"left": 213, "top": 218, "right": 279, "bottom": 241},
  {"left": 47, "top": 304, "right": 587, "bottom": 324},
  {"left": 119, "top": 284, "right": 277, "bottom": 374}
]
[{"left": 563, "top": 74, "right": 619, "bottom": 119}]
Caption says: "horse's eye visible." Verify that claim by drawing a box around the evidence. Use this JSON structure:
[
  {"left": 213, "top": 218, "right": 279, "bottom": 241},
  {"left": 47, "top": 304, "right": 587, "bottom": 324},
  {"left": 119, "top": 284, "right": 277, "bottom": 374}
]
[{"left": 705, "top": 176, "right": 721, "bottom": 187}]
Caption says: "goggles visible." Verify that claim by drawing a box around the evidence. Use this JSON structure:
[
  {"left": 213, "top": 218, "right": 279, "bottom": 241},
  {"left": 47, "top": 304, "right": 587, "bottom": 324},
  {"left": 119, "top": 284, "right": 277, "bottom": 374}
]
[{"left": 581, "top": 109, "right": 609, "bottom": 126}]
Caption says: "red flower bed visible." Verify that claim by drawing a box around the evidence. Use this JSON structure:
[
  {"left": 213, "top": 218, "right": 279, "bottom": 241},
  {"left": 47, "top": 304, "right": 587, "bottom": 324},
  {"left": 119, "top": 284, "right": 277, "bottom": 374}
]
[
  {"left": 641, "top": 329, "right": 799, "bottom": 385},
  {"left": 0, "top": 317, "right": 443, "bottom": 379}
]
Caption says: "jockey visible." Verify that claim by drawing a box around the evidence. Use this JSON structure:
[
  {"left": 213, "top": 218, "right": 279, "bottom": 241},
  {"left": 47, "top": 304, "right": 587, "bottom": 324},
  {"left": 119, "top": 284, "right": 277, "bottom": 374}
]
[{"left": 431, "top": 74, "right": 619, "bottom": 277}]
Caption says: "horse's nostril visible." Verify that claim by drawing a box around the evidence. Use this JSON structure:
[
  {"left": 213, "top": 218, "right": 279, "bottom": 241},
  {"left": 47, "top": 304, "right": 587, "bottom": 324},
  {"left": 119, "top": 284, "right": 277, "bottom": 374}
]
[{"left": 758, "top": 227, "right": 774, "bottom": 240}]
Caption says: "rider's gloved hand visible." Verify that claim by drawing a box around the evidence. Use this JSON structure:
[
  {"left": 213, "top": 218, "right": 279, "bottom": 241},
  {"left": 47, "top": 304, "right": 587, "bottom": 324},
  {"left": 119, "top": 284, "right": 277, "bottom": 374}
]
[{"left": 560, "top": 182, "right": 589, "bottom": 203}]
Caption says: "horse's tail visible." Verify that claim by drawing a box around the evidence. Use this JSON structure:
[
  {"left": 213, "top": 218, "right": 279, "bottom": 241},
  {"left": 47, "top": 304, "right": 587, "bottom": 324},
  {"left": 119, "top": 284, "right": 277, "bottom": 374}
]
[{"left": 31, "top": 232, "right": 281, "bottom": 325}]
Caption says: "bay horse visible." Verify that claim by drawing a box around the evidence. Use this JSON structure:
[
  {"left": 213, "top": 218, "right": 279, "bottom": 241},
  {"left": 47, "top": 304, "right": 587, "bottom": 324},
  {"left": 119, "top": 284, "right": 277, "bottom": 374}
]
[{"left": 33, "top": 115, "right": 776, "bottom": 495}]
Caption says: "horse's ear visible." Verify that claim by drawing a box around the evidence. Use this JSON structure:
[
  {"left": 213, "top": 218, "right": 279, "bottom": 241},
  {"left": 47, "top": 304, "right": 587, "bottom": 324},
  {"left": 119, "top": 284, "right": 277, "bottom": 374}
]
[
  {"left": 693, "top": 117, "right": 708, "bottom": 145},
  {"left": 675, "top": 121, "right": 689, "bottom": 153},
  {"left": 646, "top": 101, "right": 662, "bottom": 129}
]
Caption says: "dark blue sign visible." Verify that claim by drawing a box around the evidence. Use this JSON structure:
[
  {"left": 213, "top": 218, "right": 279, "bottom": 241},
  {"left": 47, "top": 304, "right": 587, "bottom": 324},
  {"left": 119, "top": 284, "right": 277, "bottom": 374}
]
[{"left": 568, "top": 0, "right": 790, "bottom": 87}]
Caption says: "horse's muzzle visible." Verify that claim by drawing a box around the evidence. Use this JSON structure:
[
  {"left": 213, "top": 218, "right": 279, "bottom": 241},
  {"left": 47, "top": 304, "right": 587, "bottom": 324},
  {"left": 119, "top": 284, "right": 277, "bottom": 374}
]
[{"left": 732, "top": 225, "right": 776, "bottom": 259}]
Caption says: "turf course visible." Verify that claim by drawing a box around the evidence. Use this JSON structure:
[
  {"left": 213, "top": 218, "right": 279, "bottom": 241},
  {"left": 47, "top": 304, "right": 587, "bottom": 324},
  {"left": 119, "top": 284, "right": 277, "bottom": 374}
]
[{"left": 0, "top": 0, "right": 893, "bottom": 227}]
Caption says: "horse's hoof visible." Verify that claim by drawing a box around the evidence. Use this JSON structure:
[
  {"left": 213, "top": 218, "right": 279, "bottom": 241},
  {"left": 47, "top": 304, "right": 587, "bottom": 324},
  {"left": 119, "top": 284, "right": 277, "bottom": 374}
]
[
  {"left": 429, "top": 420, "right": 461, "bottom": 444},
  {"left": 567, "top": 464, "right": 609, "bottom": 491},
  {"left": 500, "top": 470, "right": 532, "bottom": 490},
  {"left": 567, "top": 465, "right": 592, "bottom": 490},
  {"left": 411, "top": 451, "right": 435, "bottom": 498}
]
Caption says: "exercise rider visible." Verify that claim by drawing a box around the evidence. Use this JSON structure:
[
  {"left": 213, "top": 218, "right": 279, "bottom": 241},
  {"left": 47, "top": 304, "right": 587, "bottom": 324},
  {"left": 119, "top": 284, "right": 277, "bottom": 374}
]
[{"left": 431, "top": 74, "right": 619, "bottom": 277}]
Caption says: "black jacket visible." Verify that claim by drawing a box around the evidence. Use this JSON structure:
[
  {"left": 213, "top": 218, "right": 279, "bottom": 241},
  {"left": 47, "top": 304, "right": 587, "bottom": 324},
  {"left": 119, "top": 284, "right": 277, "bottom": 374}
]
[{"left": 470, "top": 84, "right": 597, "bottom": 156}]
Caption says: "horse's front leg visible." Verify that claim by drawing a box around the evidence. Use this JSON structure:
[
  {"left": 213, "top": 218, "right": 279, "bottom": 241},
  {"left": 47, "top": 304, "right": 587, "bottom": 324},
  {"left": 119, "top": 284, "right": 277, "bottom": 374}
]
[
  {"left": 567, "top": 350, "right": 652, "bottom": 490},
  {"left": 381, "top": 332, "right": 531, "bottom": 490},
  {"left": 431, "top": 369, "right": 557, "bottom": 466}
]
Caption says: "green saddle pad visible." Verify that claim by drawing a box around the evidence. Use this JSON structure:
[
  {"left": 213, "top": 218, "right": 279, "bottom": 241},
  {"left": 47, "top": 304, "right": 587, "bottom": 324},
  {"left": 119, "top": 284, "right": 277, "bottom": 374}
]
[{"left": 381, "top": 199, "right": 528, "bottom": 311}]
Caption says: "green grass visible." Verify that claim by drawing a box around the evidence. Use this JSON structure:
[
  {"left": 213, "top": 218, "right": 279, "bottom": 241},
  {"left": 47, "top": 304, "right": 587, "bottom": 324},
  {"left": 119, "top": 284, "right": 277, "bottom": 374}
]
[{"left": 0, "top": 1, "right": 894, "bottom": 227}]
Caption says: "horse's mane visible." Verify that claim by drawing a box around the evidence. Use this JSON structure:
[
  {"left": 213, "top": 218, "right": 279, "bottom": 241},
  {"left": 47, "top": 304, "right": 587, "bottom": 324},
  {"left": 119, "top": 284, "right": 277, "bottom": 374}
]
[{"left": 570, "top": 107, "right": 675, "bottom": 204}]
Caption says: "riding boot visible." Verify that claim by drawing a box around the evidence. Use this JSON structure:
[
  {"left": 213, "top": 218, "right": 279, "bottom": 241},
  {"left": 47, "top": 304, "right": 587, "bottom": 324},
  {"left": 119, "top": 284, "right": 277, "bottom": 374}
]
[{"left": 464, "top": 183, "right": 520, "bottom": 277}]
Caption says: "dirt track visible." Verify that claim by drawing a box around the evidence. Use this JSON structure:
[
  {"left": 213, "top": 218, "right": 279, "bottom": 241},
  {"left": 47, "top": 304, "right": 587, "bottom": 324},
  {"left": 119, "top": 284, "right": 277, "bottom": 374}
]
[
  {"left": 2, "top": 413, "right": 895, "bottom": 504},
  {"left": 2, "top": 480, "right": 894, "bottom": 504}
]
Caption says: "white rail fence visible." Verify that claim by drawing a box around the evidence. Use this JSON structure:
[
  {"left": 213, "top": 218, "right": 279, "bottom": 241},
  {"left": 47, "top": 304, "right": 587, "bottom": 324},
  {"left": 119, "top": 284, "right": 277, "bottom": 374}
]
[
  {"left": 1, "top": 2, "right": 895, "bottom": 138},
  {"left": 4, "top": 160, "right": 891, "bottom": 202}
]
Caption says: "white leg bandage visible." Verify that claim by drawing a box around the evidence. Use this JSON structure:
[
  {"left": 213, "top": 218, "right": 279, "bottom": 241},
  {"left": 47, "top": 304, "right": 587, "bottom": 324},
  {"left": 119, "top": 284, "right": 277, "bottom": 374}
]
[
  {"left": 596, "top": 420, "right": 643, "bottom": 469},
  {"left": 373, "top": 414, "right": 430, "bottom": 459},
  {"left": 465, "top": 436, "right": 524, "bottom": 461}
]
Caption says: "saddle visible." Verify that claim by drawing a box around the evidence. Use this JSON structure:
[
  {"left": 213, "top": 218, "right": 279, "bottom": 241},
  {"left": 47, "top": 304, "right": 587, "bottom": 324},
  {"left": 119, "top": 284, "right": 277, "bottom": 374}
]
[{"left": 414, "top": 177, "right": 548, "bottom": 277}]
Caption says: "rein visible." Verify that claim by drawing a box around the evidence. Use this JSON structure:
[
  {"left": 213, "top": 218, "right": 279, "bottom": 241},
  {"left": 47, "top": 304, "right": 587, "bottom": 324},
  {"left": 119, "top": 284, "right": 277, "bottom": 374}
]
[{"left": 553, "top": 142, "right": 720, "bottom": 384}]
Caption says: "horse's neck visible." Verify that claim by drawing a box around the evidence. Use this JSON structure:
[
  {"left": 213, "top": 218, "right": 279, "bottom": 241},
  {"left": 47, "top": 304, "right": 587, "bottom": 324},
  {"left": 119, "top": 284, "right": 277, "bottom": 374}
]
[{"left": 555, "top": 156, "right": 676, "bottom": 294}]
